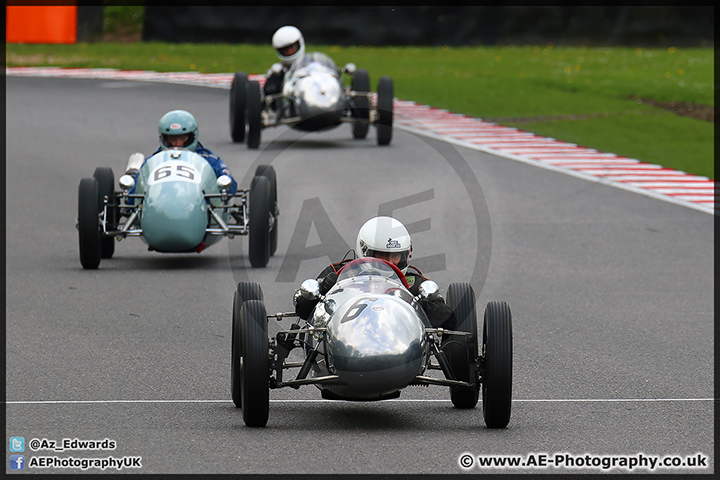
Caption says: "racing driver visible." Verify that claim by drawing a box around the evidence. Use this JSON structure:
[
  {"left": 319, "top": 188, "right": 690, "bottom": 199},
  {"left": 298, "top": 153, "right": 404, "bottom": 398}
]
[
  {"left": 124, "top": 109, "right": 238, "bottom": 195},
  {"left": 263, "top": 25, "right": 305, "bottom": 100},
  {"left": 293, "top": 216, "right": 456, "bottom": 329}
]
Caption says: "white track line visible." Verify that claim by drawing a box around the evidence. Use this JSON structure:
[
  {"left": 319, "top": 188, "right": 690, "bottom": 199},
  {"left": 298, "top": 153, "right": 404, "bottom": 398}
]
[
  {"left": 6, "top": 66, "right": 714, "bottom": 215},
  {"left": 5, "top": 398, "right": 714, "bottom": 405}
]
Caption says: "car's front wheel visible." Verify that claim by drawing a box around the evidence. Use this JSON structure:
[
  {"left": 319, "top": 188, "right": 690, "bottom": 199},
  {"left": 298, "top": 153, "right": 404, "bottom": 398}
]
[
  {"left": 481, "top": 301, "right": 513, "bottom": 428},
  {"left": 231, "top": 282, "right": 264, "bottom": 408},
  {"left": 230, "top": 72, "right": 248, "bottom": 143},
  {"left": 351, "top": 68, "right": 370, "bottom": 139},
  {"left": 254, "top": 165, "right": 278, "bottom": 256},
  {"left": 248, "top": 175, "right": 271, "bottom": 267},
  {"left": 239, "top": 299, "right": 270, "bottom": 427},
  {"left": 93, "top": 167, "right": 115, "bottom": 259},
  {"left": 78, "top": 177, "right": 102, "bottom": 269},
  {"left": 376, "top": 76, "right": 393, "bottom": 146}
]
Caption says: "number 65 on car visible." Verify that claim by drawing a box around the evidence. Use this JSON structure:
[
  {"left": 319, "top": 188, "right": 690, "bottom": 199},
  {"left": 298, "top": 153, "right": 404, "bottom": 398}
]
[{"left": 76, "top": 149, "right": 278, "bottom": 269}]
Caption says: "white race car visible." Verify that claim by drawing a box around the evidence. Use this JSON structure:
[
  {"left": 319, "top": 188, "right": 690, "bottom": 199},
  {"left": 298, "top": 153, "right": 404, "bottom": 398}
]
[{"left": 230, "top": 52, "right": 394, "bottom": 148}]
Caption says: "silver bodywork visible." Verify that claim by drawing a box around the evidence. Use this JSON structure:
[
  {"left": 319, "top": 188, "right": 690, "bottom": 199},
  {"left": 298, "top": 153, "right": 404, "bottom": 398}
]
[
  {"left": 268, "top": 258, "right": 476, "bottom": 401},
  {"left": 264, "top": 52, "right": 368, "bottom": 132},
  {"left": 236, "top": 257, "right": 513, "bottom": 428},
  {"left": 311, "top": 266, "right": 430, "bottom": 399}
]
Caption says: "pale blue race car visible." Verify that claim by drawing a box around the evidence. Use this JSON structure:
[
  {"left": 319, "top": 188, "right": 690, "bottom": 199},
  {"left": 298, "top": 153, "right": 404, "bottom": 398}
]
[{"left": 76, "top": 149, "right": 278, "bottom": 269}]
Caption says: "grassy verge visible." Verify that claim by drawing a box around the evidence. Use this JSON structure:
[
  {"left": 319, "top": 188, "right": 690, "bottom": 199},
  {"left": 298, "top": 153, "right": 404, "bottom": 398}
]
[{"left": 6, "top": 41, "right": 714, "bottom": 179}]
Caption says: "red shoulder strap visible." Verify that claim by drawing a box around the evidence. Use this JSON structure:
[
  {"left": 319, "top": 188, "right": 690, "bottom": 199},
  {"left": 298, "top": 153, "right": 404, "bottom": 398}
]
[
  {"left": 406, "top": 265, "right": 428, "bottom": 281},
  {"left": 330, "top": 258, "right": 354, "bottom": 274}
]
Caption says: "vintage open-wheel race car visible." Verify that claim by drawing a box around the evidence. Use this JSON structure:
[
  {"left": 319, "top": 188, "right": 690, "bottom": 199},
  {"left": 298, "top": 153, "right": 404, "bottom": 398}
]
[
  {"left": 76, "top": 149, "right": 278, "bottom": 269},
  {"left": 230, "top": 52, "right": 394, "bottom": 148},
  {"left": 230, "top": 257, "right": 513, "bottom": 428}
]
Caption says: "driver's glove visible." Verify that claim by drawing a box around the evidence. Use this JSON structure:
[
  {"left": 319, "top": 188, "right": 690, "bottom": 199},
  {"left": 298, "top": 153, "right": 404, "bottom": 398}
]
[
  {"left": 319, "top": 272, "right": 338, "bottom": 295},
  {"left": 267, "top": 63, "right": 284, "bottom": 76},
  {"left": 293, "top": 288, "right": 318, "bottom": 320}
]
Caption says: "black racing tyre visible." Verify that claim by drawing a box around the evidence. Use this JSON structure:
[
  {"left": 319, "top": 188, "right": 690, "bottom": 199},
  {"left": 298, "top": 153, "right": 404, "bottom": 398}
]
[
  {"left": 93, "top": 167, "right": 115, "bottom": 259},
  {"left": 254, "top": 165, "right": 278, "bottom": 256},
  {"left": 240, "top": 299, "right": 270, "bottom": 427},
  {"left": 246, "top": 80, "right": 262, "bottom": 149},
  {"left": 78, "top": 177, "right": 102, "bottom": 269},
  {"left": 248, "top": 176, "right": 271, "bottom": 268},
  {"left": 254, "top": 165, "right": 277, "bottom": 205},
  {"left": 482, "top": 301, "right": 513, "bottom": 428},
  {"left": 236, "top": 281, "right": 264, "bottom": 306},
  {"left": 443, "top": 282, "right": 480, "bottom": 409},
  {"left": 376, "top": 75, "right": 394, "bottom": 146},
  {"left": 230, "top": 72, "right": 248, "bottom": 143},
  {"left": 231, "top": 290, "right": 243, "bottom": 408},
  {"left": 351, "top": 68, "right": 370, "bottom": 139},
  {"left": 231, "top": 282, "right": 263, "bottom": 408}
]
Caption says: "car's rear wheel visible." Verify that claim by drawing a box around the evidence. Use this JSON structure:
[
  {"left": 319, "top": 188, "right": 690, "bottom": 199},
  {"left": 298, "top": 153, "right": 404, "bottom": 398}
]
[
  {"left": 351, "top": 68, "right": 370, "bottom": 139},
  {"left": 481, "top": 300, "right": 513, "bottom": 428},
  {"left": 248, "top": 175, "right": 271, "bottom": 267},
  {"left": 246, "top": 80, "right": 262, "bottom": 149},
  {"left": 444, "top": 282, "right": 480, "bottom": 409},
  {"left": 231, "top": 282, "right": 264, "bottom": 408},
  {"left": 239, "top": 299, "right": 270, "bottom": 427},
  {"left": 78, "top": 177, "right": 102, "bottom": 269},
  {"left": 230, "top": 72, "right": 248, "bottom": 143},
  {"left": 376, "top": 76, "right": 394, "bottom": 146},
  {"left": 254, "top": 165, "right": 278, "bottom": 256},
  {"left": 93, "top": 167, "right": 115, "bottom": 259}
]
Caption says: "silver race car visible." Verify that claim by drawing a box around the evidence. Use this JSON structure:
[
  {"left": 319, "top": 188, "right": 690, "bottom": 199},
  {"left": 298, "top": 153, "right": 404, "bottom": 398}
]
[
  {"left": 230, "top": 52, "right": 394, "bottom": 148},
  {"left": 231, "top": 257, "right": 513, "bottom": 428}
]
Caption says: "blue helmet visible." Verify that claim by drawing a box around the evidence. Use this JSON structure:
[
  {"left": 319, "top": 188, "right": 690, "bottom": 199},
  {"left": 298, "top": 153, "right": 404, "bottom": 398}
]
[{"left": 158, "top": 110, "right": 199, "bottom": 151}]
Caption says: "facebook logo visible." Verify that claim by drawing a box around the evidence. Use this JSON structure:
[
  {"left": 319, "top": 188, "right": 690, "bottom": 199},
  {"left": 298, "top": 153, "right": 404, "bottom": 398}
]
[
  {"left": 9, "top": 455, "right": 25, "bottom": 470},
  {"left": 9, "top": 436, "right": 25, "bottom": 452}
]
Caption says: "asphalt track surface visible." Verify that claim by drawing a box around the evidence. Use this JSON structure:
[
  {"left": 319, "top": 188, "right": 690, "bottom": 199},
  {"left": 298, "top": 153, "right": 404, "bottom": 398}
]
[{"left": 5, "top": 76, "right": 714, "bottom": 475}]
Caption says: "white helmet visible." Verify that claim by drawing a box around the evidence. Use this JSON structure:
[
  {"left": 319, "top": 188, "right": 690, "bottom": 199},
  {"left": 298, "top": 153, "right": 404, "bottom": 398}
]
[
  {"left": 272, "top": 25, "right": 305, "bottom": 66},
  {"left": 355, "top": 216, "right": 413, "bottom": 274}
]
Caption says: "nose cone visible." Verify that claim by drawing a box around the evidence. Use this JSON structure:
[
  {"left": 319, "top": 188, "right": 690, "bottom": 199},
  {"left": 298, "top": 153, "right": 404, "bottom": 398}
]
[
  {"left": 142, "top": 182, "right": 207, "bottom": 252},
  {"left": 294, "top": 73, "right": 343, "bottom": 130},
  {"left": 297, "top": 72, "right": 342, "bottom": 109},
  {"left": 326, "top": 295, "right": 426, "bottom": 396}
]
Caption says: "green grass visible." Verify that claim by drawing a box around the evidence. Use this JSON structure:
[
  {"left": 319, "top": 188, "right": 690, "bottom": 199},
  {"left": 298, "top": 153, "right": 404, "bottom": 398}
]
[{"left": 6, "top": 42, "right": 714, "bottom": 179}]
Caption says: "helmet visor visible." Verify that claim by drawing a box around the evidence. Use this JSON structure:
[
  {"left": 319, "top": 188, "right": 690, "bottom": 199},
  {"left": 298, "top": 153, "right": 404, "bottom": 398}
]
[
  {"left": 277, "top": 41, "right": 300, "bottom": 58},
  {"left": 367, "top": 249, "right": 410, "bottom": 271},
  {"left": 162, "top": 133, "right": 194, "bottom": 148}
]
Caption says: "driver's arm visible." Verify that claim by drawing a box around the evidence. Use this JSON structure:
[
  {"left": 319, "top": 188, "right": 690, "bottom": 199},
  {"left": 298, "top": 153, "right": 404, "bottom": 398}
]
[
  {"left": 264, "top": 63, "right": 285, "bottom": 95},
  {"left": 407, "top": 273, "right": 456, "bottom": 329},
  {"left": 422, "top": 298, "right": 456, "bottom": 330},
  {"left": 294, "top": 264, "right": 338, "bottom": 320}
]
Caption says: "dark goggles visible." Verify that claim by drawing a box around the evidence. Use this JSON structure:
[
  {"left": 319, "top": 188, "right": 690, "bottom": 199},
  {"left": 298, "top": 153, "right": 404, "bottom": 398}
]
[
  {"left": 277, "top": 41, "right": 300, "bottom": 57},
  {"left": 162, "top": 133, "right": 194, "bottom": 148}
]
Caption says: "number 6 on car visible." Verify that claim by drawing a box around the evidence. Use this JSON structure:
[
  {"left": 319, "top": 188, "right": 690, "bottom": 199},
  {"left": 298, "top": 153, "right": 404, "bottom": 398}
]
[
  {"left": 76, "top": 149, "right": 278, "bottom": 270},
  {"left": 231, "top": 258, "right": 513, "bottom": 429}
]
